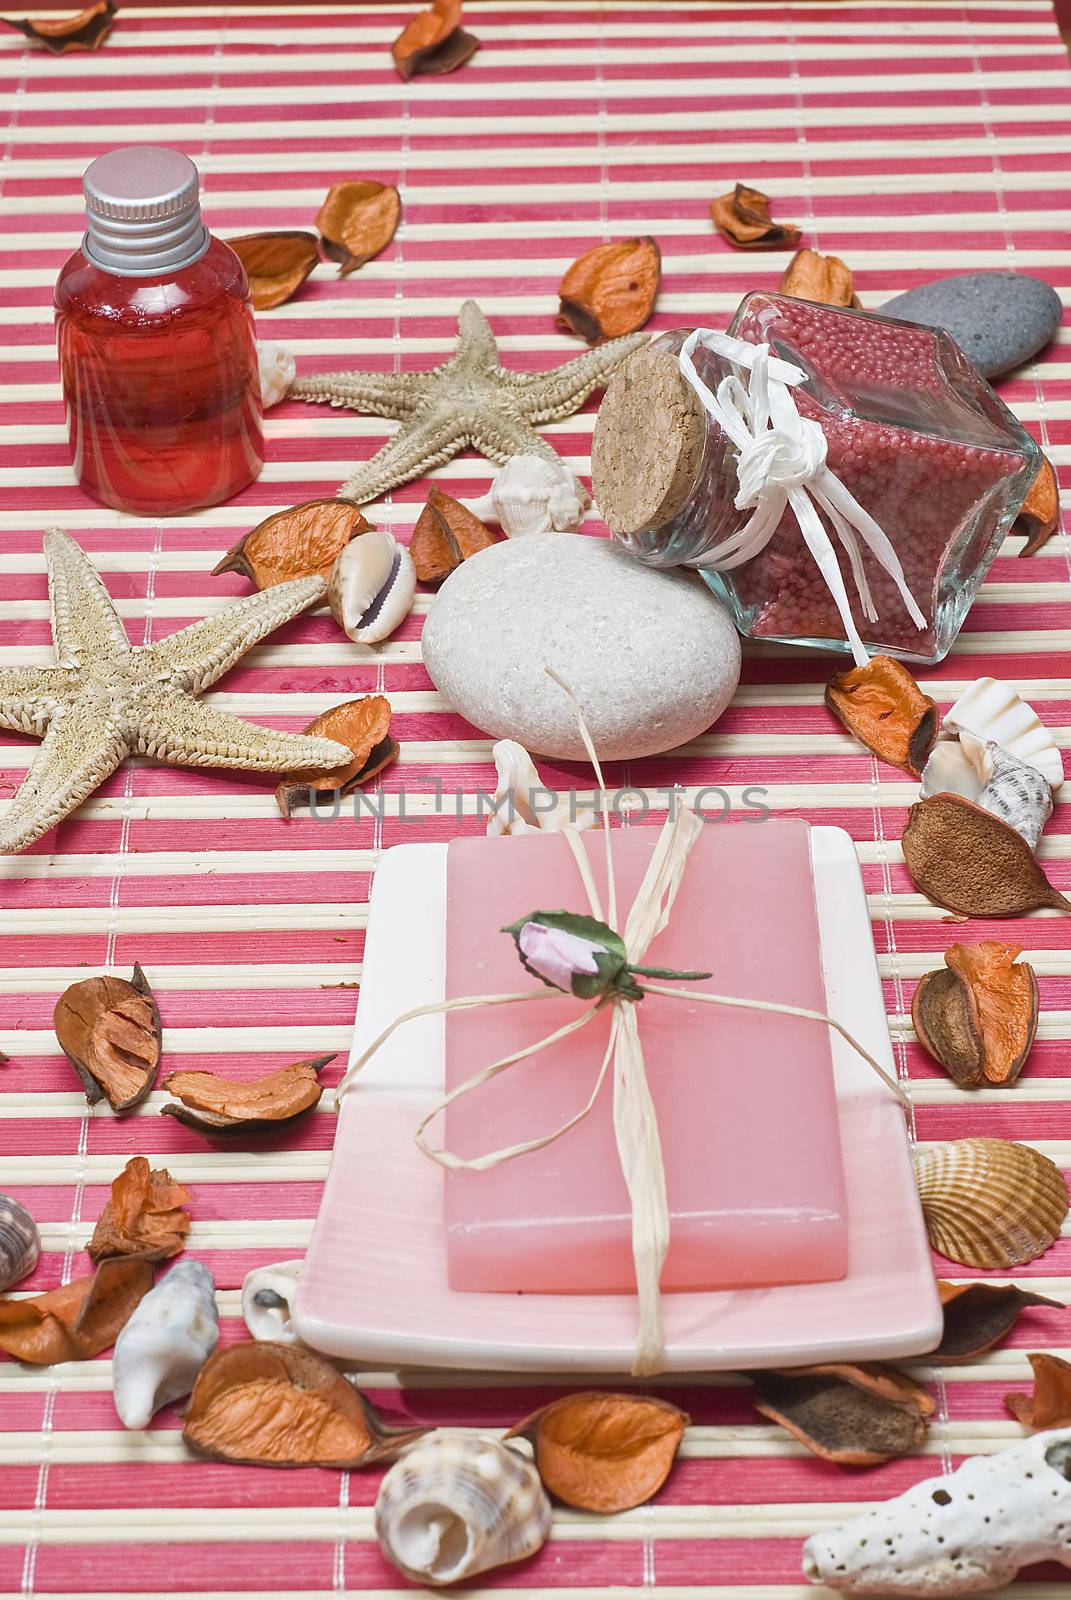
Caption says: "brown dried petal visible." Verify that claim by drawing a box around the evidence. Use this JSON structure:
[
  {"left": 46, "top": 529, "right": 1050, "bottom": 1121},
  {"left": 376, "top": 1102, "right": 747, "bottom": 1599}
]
[
  {"left": 1017, "top": 456, "right": 1061, "bottom": 558},
  {"left": 0, "top": 1256, "right": 152, "bottom": 1365},
  {"left": 275, "top": 696, "right": 396, "bottom": 817},
  {"left": 54, "top": 964, "right": 162, "bottom": 1114},
  {"left": 749, "top": 1363, "right": 934, "bottom": 1467},
  {"left": 935, "top": 1281, "right": 1062, "bottom": 1365},
  {"left": 88, "top": 1156, "right": 191, "bottom": 1264},
  {"left": 902, "top": 793, "right": 1071, "bottom": 918},
  {"left": 213, "top": 499, "right": 370, "bottom": 590},
  {"left": 161, "top": 1055, "right": 334, "bottom": 1137},
  {"left": 825, "top": 655, "right": 938, "bottom": 776},
  {"left": 317, "top": 182, "right": 400, "bottom": 278},
  {"left": 558, "top": 237, "right": 661, "bottom": 344},
  {"left": 779, "top": 247, "right": 860, "bottom": 308},
  {"left": 912, "top": 967, "right": 984, "bottom": 1088},
  {"left": 410, "top": 486, "right": 497, "bottom": 584},
  {"left": 227, "top": 232, "right": 319, "bottom": 311},
  {"left": 710, "top": 184, "right": 801, "bottom": 250},
  {"left": 183, "top": 1341, "right": 427, "bottom": 1466},
  {"left": 1006, "top": 1352, "right": 1071, "bottom": 1429},
  {"left": 505, "top": 1392, "right": 688, "bottom": 1512},
  {"left": 391, "top": 0, "right": 479, "bottom": 79},
  {"left": 3, "top": 0, "right": 114, "bottom": 52}
]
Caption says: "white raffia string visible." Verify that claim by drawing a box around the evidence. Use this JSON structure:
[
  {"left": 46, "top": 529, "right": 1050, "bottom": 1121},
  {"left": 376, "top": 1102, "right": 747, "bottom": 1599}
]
[
  {"left": 336, "top": 670, "right": 911, "bottom": 1376},
  {"left": 677, "top": 328, "right": 927, "bottom": 667}
]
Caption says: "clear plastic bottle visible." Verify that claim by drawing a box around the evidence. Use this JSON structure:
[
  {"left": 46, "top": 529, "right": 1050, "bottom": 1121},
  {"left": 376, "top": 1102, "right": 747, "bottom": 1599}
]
[
  {"left": 592, "top": 292, "right": 1040, "bottom": 665},
  {"left": 54, "top": 145, "right": 263, "bottom": 516}
]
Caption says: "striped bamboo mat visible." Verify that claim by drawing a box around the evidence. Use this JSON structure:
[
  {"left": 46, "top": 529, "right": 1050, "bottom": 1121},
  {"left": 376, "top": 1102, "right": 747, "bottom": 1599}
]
[{"left": 3, "top": 0, "right": 1071, "bottom": 1594}]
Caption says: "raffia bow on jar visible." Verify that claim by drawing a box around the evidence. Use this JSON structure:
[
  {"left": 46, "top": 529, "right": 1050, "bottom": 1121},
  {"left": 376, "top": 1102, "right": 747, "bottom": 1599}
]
[
  {"left": 676, "top": 330, "right": 927, "bottom": 667},
  {"left": 336, "top": 671, "right": 910, "bottom": 1376}
]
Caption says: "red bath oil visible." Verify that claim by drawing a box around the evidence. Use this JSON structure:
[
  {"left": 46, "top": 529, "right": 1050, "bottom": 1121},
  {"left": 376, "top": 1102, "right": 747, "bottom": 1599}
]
[{"left": 54, "top": 146, "right": 263, "bottom": 516}]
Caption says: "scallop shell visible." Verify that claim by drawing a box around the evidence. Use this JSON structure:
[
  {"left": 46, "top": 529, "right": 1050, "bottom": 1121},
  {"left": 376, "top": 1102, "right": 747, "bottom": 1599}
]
[
  {"left": 242, "top": 1258, "right": 302, "bottom": 1344},
  {"left": 919, "top": 730, "right": 993, "bottom": 802},
  {"left": 487, "top": 739, "right": 597, "bottom": 836},
  {"left": 944, "top": 677, "right": 1064, "bottom": 791},
  {"left": 977, "top": 741, "right": 1054, "bottom": 850},
  {"left": 466, "top": 454, "right": 591, "bottom": 539},
  {"left": 112, "top": 1259, "right": 219, "bottom": 1429},
  {"left": 0, "top": 1193, "right": 39, "bottom": 1292},
  {"left": 913, "top": 1137, "right": 1069, "bottom": 1269},
  {"left": 375, "top": 1432, "right": 552, "bottom": 1587},
  {"left": 256, "top": 341, "right": 296, "bottom": 410},
  {"left": 328, "top": 529, "right": 416, "bottom": 644}
]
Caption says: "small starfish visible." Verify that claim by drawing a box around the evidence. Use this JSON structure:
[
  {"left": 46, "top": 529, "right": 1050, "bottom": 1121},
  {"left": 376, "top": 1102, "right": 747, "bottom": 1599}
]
[
  {"left": 0, "top": 530, "right": 351, "bottom": 855},
  {"left": 289, "top": 299, "right": 650, "bottom": 503}
]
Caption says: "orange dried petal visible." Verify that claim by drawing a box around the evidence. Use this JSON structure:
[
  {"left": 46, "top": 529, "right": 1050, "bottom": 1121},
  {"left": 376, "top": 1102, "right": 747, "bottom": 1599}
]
[
  {"left": 161, "top": 1056, "right": 334, "bottom": 1136},
  {"left": 0, "top": 1257, "right": 152, "bottom": 1365},
  {"left": 936, "top": 1281, "right": 1060, "bottom": 1364},
  {"left": 227, "top": 231, "right": 319, "bottom": 310},
  {"left": 53, "top": 964, "right": 162, "bottom": 1113},
  {"left": 825, "top": 655, "right": 938, "bottom": 775},
  {"left": 317, "top": 182, "right": 400, "bottom": 278},
  {"left": 779, "top": 247, "right": 858, "bottom": 308},
  {"left": 1017, "top": 456, "right": 1061, "bottom": 558},
  {"left": 749, "top": 1362, "right": 933, "bottom": 1466},
  {"left": 410, "top": 487, "right": 497, "bottom": 584},
  {"left": 505, "top": 1392, "right": 687, "bottom": 1512},
  {"left": 275, "top": 695, "right": 396, "bottom": 816},
  {"left": 87, "top": 1155, "right": 191, "bottom": 1263},
  {"left": 558, "top": 237, "right": 661, "bottom": 344},
  {"left": 3, "top": 0, "right": 114, "bottom": 52},
  {"left": 213, "top": 500, "right": 371, "bottom": 589},
  {"left": 710, "top": 184, "right": 801, "bottom": 250},
  {"left": 391, "top": 0, "right": 479, "bottom": 80},
  {"left": 1005, "top": 1352, "right": 1071, "bottom": 1429},
  {"left": 944, "top": 940, "right": 1038, "bottom": 1086}
]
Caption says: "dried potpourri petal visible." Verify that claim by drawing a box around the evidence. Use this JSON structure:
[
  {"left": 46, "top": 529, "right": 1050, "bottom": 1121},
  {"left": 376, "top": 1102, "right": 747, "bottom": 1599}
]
[
  {"left": 935, "top": 1281, "right": 1061, "bottom": 1365},
  {"left": 0, "top": 1256, "right": 152, "bottom": 1365},
  {"left": 87, "top": 1156, "right": 191, "bottom": 1263},
  {"left": 391, "top": 0, "right": 479, "bottom": 80},
  {"left": 227, "top": 231, "right": 320, "bottom": 311},
  {"left": 183, "top": 1340, "right": 427, "bottom": 1466},
  {"left": 1005, "top": 1352, "right": 1071, "bottom": 1429},
  {"left": 901, "top": 793, "right": 1071, "bottom": 917},
  {"left": 161, "top": 1055, "right": 334, "bottom": 1137},
  {"left": 317, "top": 182, "right": 400, "bottom": 278},
  {"left": 3, "top": 0, "right": 114, "bottom": 52},
  {"left": 504, "top": 1392, "right": 688, "bottom": 1512},
  {"left": 710, "top": 184, "right": 801, "bottom": 250},
  {"left": 410, "top": 486, "right": 497, "bottom": 584},
  {"left": 54, "top": 964, "right": 162, "bottom": 1114},
  {"left": 912, "top": 941, "right": 1039, "bottom": 1089},
  {"left": 275, "top": 696, "right": 397, "bottom": 818},
  {"left": 825, "top": 655, "right": 938, "bottom": 776},
  {"left": 749, "top": 1363, "right": 935, "bottom": 1467},
  {"left": 779, "top": 247, "right": 860, "bottom": 308},
  {"left": 557, "top": 237, "right": 662, "bottom": 344},
  {"left": 1016, "top": 456, "right": 1061, "bottom": 558},
  {"left": 213, "top": 499, "right": 370, "bottom": 590}
]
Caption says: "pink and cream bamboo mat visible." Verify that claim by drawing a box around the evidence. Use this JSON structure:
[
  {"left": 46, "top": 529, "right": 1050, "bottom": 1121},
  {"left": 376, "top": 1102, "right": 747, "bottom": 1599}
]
[{"left": 2, "top": 0, "right": 1071, "bottom": 1594}]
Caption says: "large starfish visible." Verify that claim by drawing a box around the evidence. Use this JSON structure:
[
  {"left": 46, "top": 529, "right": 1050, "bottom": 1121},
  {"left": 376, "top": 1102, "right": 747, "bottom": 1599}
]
[
  {"left": 289, "top": 299, "right": 650, "bottom": 503},
  {"left": 0, "top": 530, "right": 351, "bottom": 855}
]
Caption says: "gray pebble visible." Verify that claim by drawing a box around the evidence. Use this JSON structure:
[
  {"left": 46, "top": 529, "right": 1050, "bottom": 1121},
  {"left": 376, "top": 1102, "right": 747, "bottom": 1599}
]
[
  {"left": 881, "top": 271, "right": 1062, "bottom": 378},
  {"left": 421, "top": 534, "right": 741, "bottom": 761}
]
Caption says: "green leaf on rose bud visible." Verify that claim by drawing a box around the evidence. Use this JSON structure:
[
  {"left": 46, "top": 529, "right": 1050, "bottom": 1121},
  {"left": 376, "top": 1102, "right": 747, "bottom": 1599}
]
[{"left": 503, "top": 910, "right": 628, "bottom": 999}]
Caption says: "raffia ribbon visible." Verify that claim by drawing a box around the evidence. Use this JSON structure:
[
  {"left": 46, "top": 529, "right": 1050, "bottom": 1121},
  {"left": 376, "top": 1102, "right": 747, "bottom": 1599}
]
[
  {"left": 336, "top": 671, "right": 910, "bottom": 1376},
  {"left": 678, "top": 328, "right": 927, "bottom": 667}
]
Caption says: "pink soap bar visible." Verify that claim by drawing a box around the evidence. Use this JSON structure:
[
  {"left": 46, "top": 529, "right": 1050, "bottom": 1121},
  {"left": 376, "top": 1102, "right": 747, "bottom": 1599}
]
[{"left": 444, "top": 819, "right": 849, "bottom": 1294}]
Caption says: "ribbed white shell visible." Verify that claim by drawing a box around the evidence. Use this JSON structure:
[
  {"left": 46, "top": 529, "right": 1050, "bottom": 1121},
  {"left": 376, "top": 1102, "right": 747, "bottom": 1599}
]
[
  {"left": 944, "top": 677, "right": 1064, "bottom": 791},
  {"left": 913, "top": 1137, "right": 1068, "bottom": 1269},
  {"left": 466, "top": 454, "right": 591, "bottom": 538}
]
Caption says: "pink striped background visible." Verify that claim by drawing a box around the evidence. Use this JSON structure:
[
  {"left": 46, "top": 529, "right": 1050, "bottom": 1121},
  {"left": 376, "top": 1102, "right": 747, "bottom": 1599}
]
[{"left": 2, "top": 1, "right": 1071, "bottom": 1595}]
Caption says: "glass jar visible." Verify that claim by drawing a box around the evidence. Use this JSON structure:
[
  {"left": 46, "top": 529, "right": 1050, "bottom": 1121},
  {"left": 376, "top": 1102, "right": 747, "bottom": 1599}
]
[
  {"left": 54, "top": 145, "right": 263, "bottom": 517},
  {"left": 592, "top": 291, "right": 1040, "bottom": 665}
]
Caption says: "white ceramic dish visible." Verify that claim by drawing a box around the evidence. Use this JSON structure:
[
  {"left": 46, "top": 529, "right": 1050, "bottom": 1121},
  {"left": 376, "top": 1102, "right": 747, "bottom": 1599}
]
[{"left": 295, "top": 828, "right": 941, "bottom": 1372}]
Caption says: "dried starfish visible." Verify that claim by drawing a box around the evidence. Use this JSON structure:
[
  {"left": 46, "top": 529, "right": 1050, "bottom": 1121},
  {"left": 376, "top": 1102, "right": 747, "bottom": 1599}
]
[
  {"left": 0, "top": 529, "right": 350, "bottom": 855},
  {"left": 289, "top": 299, "right": 650, "bottom": 503}
]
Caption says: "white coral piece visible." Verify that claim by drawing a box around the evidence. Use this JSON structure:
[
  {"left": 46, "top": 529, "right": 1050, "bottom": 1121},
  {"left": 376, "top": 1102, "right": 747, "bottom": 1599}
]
[
  {"left": 257, "top": 341, "right": 296, "bottom": 409},
  {"left": 487, "top": 739, "right": 596, "bottom": 836},
  {"left": 803, "top": 1429, "right": 1071, "bottom": 1595},
  {"left": 112, "top": 1260, "right": 219, "bottom": 1429},
  {"left": 466, "top": 454, "right": 591, "bottom": 538}
]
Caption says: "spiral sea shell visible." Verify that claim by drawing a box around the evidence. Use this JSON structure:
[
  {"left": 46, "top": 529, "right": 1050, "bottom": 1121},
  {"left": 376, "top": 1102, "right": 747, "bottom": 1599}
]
[
  {"left": 465, "top": 454, "right": 591, "bottom": 539},
  {"left": 944, "top": 677, "right": 1064, "bottom": 791},
  {"left": 914, "top": 1137, "right": 1069, "bottom": 1269},
  {"left": 242, "top": 1258, "right": 302, "bottom": 1344},
  {"left": 977, "top": 742, "right": 1054, "bottom": 850},
  {"left": 374, "top": 1432, "right": 552, "bottom": 1586},
  {"left": 0, "top": 1194, "right": 39, "bottom": 1292}
]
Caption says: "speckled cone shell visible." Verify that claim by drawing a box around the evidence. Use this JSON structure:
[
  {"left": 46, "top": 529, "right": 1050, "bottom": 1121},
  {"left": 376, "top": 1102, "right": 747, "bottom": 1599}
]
[
  {"left": 0, "top": 1194, "right": 39, "bottom": 1292},
  {"left": 374, "top": 1433, "right": 552, "bottom": 1587},
  {"left": 913, "top": 1137, "right": 1069, "bottom": 1269}
]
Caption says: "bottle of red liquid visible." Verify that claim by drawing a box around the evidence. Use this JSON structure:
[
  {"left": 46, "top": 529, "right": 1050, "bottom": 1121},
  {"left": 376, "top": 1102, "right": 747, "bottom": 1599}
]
[{"left": 54, "top": 145, "right": 263, "bottom": 516}]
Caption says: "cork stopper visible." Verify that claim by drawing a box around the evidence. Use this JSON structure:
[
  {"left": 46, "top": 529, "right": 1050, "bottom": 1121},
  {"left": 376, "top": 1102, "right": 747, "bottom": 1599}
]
[{"left": 592, "top": 341, "right": 707, "bottom": 538}]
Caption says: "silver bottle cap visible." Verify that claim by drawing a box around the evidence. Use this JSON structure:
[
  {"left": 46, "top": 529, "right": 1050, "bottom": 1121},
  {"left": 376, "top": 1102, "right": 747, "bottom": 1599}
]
[{"left": 82, "top": 146, "right": 210, "bottom": 276}]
